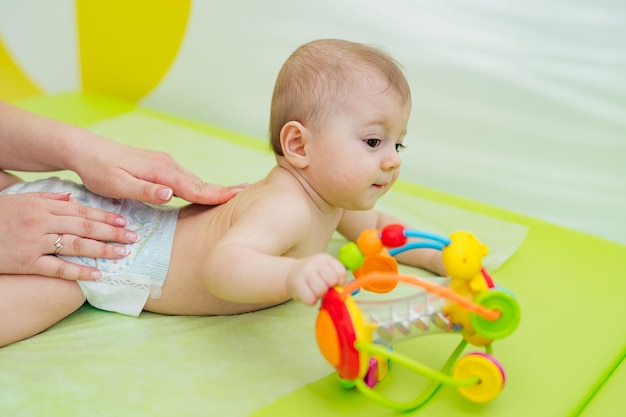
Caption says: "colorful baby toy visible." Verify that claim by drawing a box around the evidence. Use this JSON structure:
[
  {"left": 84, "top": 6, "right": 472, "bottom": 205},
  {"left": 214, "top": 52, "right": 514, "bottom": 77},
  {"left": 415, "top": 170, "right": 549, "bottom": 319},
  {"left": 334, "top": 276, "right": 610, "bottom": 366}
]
[{"left": 315, "top": 225, "right": 521, "bottom": 411}]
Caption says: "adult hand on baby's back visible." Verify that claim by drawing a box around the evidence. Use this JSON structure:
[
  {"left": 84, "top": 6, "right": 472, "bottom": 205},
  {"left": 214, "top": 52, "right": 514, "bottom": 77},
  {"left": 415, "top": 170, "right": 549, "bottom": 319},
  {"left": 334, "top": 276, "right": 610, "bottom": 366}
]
[
  {"left": 0, "top": 192, "right": 137, "bottom": 280},
  {"left": 73, "top": 140, "right": 246, "bottom": 206},
  {"left": 287, "top": 253, "right": 347, "bottom": 306}
]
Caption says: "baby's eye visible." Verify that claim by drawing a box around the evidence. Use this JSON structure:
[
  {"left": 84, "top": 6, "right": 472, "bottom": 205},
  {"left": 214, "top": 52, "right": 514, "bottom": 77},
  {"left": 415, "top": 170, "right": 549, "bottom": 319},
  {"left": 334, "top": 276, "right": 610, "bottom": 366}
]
[
  {"left": 395, "top": 143, "right": 406, "bottom": 152},
  {"left": 365, "top": 138, "right": 382, "bottom": 148}
]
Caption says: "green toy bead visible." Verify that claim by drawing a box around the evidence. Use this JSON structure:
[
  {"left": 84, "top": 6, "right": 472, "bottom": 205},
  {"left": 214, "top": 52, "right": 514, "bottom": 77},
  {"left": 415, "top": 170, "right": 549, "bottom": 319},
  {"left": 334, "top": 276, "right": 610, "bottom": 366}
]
[
  {"left": 338, "top": 242, "right": 365, "bottom": 271},
  {"left": 470, "top": 289, "right": 521, "bottom": 340}
]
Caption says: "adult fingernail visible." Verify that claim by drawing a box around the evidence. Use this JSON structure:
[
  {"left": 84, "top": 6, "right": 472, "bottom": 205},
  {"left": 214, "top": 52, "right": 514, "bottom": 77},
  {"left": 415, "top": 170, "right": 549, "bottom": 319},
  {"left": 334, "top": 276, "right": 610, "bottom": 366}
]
[
  {"left": 116, "top": 218, "right": 128, "bottom": 227},
  {"left": 232, "top": 183, "right": 249, "bottom": 193},
  {"left": 126, "top": 232, "right": 139, "bottom": 242},
  {"left": 90, "top": 270, "right": 102, "bottom": 279},
  {"left": 114, "top": 246, "right": 129, "bottom": 256},
  {"left": 158, "top": 188, "right": 173, "bottom": 201}
]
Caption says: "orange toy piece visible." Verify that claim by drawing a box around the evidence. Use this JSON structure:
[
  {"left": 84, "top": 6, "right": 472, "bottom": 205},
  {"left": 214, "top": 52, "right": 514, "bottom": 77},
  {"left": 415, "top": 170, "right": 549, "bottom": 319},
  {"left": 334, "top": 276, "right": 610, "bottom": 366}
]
[
  {"left": 315, "top": 287, "right": 374, "bottom": 380},
  {"left": 352, "top": 229, "right": 399, "bottom": 293}
]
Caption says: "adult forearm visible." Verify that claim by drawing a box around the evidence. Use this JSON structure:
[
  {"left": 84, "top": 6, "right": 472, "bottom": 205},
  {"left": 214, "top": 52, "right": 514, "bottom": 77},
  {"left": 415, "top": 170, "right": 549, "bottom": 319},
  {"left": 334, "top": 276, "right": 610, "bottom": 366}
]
[{"left": 0, "top": 100, "right": 85, "bottom": 172}]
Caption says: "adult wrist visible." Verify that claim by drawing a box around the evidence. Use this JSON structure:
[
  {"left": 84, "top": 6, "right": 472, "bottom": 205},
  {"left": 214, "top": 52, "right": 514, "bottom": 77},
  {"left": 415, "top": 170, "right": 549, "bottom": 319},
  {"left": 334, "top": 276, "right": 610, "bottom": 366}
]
[{"left": 62, "top": 125, "right": 96, "bottom": 174}]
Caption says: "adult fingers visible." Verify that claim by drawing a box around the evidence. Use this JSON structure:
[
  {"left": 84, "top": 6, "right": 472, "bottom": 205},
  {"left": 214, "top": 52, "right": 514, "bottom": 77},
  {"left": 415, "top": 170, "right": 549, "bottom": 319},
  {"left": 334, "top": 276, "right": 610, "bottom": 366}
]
[
  {"left": 121, "top": 176, "right": 247, "bottom": 206},
  {"left": 94, "top": 174, "right": 176, "bottom": 205},
  {"left": 48, "top": 216, "right": 137, "bottom": 244},
  {"left": 185, "top": 182, "right": 248, "bottom": 205},
  {"left": 48, "top": 194, "right": 129, "bottom": 228},
  {"left": 33, "top": 255, "right": 103, "bottom": 281},
  {"left": 149, "top": 170, "right": 248, "bottom": 205},
  {"left": 45, "top": 233, "right": 130, "bottom": 259},
  {"left": 49, "top": 202, "right": 137, "bottom": 243},
  {"left": 140, "top": 164, "right": 248, "bottom": 205},
  {"left": 39, "top": 191, "right": 72, "bottom": 202}
]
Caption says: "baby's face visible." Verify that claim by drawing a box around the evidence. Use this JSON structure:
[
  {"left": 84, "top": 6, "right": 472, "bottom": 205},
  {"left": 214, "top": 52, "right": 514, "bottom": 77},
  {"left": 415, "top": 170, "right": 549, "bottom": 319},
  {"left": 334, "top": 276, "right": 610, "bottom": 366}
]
[{"left": 304, "top": 78, "right": 410, "bottom": 210}]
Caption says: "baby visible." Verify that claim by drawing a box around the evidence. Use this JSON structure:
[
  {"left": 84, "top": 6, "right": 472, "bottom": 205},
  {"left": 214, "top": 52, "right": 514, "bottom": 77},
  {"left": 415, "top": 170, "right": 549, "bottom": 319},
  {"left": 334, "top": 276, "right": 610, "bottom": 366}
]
[{"left": 0, "top": 39, "right": 444, "bottom": 347}]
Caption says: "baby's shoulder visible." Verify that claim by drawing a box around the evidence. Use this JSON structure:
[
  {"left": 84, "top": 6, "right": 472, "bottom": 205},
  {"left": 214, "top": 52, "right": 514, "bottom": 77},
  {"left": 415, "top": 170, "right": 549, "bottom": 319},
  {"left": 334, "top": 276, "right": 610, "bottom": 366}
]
[{"left": 232, "top": 184, "right": 312, "bottom": 227}]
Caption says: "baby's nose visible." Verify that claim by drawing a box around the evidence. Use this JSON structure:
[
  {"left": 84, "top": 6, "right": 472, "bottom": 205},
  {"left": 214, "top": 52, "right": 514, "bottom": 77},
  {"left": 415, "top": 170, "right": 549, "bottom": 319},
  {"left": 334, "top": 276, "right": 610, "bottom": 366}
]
[{"left": 382, "top": 150, "right": 401, "bottom": 171}]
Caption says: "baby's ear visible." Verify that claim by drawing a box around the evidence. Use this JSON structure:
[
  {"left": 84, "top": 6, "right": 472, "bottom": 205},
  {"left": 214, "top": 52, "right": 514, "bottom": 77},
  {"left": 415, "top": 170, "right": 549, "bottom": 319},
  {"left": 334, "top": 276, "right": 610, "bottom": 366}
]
[{"left": 280, "top": 121, "right": 309, "bottom": 168}]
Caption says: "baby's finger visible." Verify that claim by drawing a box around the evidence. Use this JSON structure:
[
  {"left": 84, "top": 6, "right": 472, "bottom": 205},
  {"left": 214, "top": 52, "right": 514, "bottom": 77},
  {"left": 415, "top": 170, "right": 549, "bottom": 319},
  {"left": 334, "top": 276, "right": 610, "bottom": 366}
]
[
  {"left": 291, "top": 279, "right": 316, "bottom": 306},
  {"left": 307, "top": 277, "right": 328, "bottom": 299},
  {"left": 318, "top": 258, "right": 347, "bottom": 287},
  {"left": 299, "top": 288, "right": 318, "bottom": 306},
  {"left": 331, "top": 261, "right": 348, "bottom": 286},
  {"left": 34, "top": 256, "right": 102, "bottom": 281},
  {"left": 308, "top": 273, "right": 338, "bottom": 302}
]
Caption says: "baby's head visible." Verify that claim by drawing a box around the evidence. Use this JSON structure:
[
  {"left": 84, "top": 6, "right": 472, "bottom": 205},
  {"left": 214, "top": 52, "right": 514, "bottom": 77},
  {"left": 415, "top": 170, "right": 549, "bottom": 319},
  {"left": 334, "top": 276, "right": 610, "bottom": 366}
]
[{"left": 269, "top": 39, "right": 411, "bottom": 156}]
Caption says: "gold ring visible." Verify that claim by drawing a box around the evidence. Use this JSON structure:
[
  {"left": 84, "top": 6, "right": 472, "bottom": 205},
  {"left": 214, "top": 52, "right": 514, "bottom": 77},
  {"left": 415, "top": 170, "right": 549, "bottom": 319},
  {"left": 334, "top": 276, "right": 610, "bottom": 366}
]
[{"left": 53, "top": 235, "right": 64, "bottom": 254}]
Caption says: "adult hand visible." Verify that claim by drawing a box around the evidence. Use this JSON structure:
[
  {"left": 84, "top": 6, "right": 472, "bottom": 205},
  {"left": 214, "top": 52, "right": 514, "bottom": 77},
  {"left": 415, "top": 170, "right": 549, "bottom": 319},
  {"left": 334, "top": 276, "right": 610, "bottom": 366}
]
[
  {"left": 72, "top": 138, "right": 246, "bottom": 205},
  {"left": 0, "top": 101, "right": 245, "bottom": 206},
  {"left": 0, "top": 192, "right": 138, "bottom": 280}
]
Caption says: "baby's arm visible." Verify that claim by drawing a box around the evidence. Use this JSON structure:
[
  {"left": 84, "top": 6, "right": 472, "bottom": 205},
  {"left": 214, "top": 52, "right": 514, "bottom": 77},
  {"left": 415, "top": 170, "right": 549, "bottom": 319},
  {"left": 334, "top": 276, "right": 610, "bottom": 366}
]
[
  {"left": 201, "top": 194, "right": 346, "bottom": 306},
  {"left": 338, "top": 208, "right": 446, "bottom": 276}
]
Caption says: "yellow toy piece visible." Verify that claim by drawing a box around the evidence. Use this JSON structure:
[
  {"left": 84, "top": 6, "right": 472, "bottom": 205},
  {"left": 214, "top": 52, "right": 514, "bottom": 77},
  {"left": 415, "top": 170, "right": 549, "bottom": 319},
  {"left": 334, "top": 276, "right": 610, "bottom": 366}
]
[
  {"left": 443, "top": 231, "right": 490, "bottom": 298},
  {"left": 453, "top": 353, "right": 506, "bottom": 403},
  {"left": 442, "top": 303, "right": 492, "bottom": 347}
]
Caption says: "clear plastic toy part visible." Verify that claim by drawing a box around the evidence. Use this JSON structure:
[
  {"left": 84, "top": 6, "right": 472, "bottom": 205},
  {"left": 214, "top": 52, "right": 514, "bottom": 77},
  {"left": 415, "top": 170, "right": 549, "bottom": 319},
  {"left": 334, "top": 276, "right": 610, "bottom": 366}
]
[{"left": 314, "top": 225, "right": 521, "bottom": 411}]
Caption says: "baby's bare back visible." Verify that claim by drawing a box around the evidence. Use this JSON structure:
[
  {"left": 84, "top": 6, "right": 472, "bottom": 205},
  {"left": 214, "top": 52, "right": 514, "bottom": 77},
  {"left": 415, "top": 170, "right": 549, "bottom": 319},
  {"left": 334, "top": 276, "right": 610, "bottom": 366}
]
[
  {"left": 143, "top": 168, "right": 340, "bottom": 316},
  {"left": 143, "top": 200, "right": 280, "bottom": 315}
]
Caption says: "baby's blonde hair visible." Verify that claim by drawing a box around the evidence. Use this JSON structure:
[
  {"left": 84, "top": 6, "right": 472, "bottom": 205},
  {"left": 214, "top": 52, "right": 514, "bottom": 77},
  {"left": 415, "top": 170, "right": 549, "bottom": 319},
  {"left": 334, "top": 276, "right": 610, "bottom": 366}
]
[{"left": 269, "top": 39, "right": 411, "bottom": 155}]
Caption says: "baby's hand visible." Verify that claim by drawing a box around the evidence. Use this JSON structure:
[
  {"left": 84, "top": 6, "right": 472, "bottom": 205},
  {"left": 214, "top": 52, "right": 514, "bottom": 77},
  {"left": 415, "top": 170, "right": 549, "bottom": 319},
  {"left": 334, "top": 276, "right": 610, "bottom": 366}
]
[{"left": 287, "top": 253, "right": 347, "bottom": 306}]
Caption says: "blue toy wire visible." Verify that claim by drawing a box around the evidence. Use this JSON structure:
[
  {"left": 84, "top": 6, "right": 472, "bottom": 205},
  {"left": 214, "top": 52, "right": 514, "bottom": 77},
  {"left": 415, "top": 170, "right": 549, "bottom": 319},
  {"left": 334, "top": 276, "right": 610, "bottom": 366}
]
[
  {"left": 404, "top": 230, "right": 451, "bottom": 246},
  {"left": 389, "top": 241, "right": 445, "bottom": 256}
]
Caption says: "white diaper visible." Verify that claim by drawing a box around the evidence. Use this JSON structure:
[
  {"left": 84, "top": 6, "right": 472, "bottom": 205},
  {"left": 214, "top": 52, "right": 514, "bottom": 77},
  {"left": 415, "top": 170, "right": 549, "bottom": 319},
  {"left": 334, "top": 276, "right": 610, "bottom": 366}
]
[
  {"left": 77, "top": 274, "right": 153, "bottom": 317},
  {"left": 2, "top": 178, "right": 179, "bottom": 317}
]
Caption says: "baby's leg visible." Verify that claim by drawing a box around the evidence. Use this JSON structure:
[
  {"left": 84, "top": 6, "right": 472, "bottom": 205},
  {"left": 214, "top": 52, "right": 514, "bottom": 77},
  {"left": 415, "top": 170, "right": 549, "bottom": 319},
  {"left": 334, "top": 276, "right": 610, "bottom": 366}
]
[{"left": 0, "top": 275, "right": 85, "bottom": 347}]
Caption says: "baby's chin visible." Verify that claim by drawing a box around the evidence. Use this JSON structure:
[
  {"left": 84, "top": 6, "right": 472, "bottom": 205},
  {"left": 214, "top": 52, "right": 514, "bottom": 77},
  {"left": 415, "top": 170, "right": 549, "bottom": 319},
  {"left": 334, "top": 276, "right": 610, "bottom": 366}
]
[
  {"left": 339, "top": 200, "right": 378, "bottom": 211},
  {"left": 332, "top": 188, "right": 388, "bottom": 211}
]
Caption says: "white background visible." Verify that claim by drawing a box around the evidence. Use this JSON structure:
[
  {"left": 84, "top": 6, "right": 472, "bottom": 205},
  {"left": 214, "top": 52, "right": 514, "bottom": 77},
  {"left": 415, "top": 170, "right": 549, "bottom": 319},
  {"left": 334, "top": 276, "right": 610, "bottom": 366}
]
[{"left": 1, "top": 0, "right": 625, "bottom": 244}]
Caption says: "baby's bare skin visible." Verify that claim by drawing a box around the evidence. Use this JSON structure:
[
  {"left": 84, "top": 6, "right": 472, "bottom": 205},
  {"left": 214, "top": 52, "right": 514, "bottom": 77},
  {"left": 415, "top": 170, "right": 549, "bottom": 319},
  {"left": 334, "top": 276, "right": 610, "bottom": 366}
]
[{"left": 144, "top": 166, "right": 340, "bottom": 316}]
